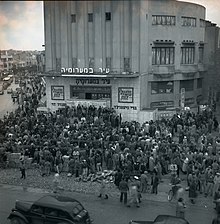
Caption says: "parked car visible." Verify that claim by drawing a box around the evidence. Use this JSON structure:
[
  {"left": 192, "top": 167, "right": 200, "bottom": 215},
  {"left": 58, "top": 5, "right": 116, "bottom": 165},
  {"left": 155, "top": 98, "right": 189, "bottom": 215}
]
[
  {"left": 7, "top": 88, "right": 13, "bottom": 94},
  {"left": 0, "top": 85, "right": 4, "bottom": 95},
  {"left": 11, "top": 91, "right": 19, "bottom": 99},
  {"left": 15, "top": 78, "right": 19, "bottom": 84},
  {"left": 8, "top": 195, "right": 92, "bottom": 224},
  {"left": 129, "top": 215, "right": 190, "bottom": 224},
  {"left": 15, "top": 87, "right": 22, "bottom": 93}
]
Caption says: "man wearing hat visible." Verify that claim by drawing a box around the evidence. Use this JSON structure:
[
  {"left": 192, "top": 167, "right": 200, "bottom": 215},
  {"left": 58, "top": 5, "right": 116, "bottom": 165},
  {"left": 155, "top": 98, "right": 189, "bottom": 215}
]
[
  {"left": 214, "top": 173, "right": 220, "bottom": 199},
  {"left": 127, "top": 176, "right": 140, "bottom": 208},
  {"left": 140, "top": 171, "right": 148, "bottom": 193}
]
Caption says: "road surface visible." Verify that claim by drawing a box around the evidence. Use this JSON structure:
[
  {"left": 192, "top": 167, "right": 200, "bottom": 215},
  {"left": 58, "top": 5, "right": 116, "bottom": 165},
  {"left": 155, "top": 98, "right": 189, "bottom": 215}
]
[
  {"left": 0, "top": 184, "right": 216, "bottom": 224},
  {"left": 0, "top": 81, "right": 20, "bottom": 119}
]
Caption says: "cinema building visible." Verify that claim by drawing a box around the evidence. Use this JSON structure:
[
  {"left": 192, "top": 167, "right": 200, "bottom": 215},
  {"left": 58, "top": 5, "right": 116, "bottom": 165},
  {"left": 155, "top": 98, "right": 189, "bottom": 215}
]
[{"left": 43, "top": 0, "right": 208, "bottom": 122}]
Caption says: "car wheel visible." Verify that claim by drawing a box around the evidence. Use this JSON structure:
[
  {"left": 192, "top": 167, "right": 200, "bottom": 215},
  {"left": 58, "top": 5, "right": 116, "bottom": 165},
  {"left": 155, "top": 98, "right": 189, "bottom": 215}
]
[{"left": 10, "top": 217, "right": 26, "bottom": 224}]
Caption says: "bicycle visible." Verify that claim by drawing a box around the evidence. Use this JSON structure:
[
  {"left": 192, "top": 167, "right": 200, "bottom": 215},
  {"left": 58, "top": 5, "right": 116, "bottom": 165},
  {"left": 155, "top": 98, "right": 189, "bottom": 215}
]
[{"left": 167, "top": 184, "right": 182, "bottom": 201}]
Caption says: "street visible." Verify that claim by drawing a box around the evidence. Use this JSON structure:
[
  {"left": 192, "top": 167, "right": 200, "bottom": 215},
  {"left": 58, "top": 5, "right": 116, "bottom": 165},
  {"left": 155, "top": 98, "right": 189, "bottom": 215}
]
[
  {"left": 0, "top": 184, "right": 216, "bottom": 224},
  {"left": 0, "top": 81, "right": 20, "bottom": 119}
]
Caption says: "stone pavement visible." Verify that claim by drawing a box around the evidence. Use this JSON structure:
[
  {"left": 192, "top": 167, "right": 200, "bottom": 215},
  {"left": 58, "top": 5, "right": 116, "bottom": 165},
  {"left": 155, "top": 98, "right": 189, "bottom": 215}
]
[{"left": 0, "top": 168, "right": 214, "bottom": 210}]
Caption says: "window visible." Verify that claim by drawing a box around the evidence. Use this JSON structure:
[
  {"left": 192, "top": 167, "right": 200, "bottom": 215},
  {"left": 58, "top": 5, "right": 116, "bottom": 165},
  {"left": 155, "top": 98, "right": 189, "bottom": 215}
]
[
  {"left": 89, "top": 57, "right": 94, "bottom": 68},
  {"left": 106, "top": 57, "right": 111, "bottom": 69},
  {"left": 45, "top": 208, "right": 58, "bottom": 217},
  {"left": 71, "top": 14, "right": 76, "bottom": 23},
  {"left": 197, "top": 78, "right": 203, "bottom": 89},
  {"left": 88, "top": 13, "right": 93, "bottom": 22},
  {"left": 90, "top": 93, "right": 110, "bottom": 99},
  {"left": 152, "top": 47, "right": 174, "bottom": 65},
  {"left": 59, "top": 210, "right": 70, "bottom": 219},
  {"left": 56, "top": 58, "right": 61, "bottom": 71},
  {"left": 200, "top": 19, "right": 206, "bottom": 27},
  {"left": 199, "top": 47, "right": 204, "bottom": 63},
  {"left": 105, "top": 12, "right": 111, "bottom": 21},
  {"left": 124, "top": 58, "right": 131, "bottom": 72},
  {"left": 180, "top": 80, "right": 194, "bottom": 92},
  {"left": 151, "top": 81, "right": 174, "bottom": 94},
  {"left": 72, "top": 57, "right": 77, "bottom": 68},
  {"left": 152, "top": 15, "right": 175, "bottom": 25},
  {"left": 181, "top": 47, "right": 195, "bottom": 64},
  {"left": 181, "top": 17, "right": 196, "bottom": 27},
  {"left": 31, "top": 205, "right": 44, "bottom": 214}
]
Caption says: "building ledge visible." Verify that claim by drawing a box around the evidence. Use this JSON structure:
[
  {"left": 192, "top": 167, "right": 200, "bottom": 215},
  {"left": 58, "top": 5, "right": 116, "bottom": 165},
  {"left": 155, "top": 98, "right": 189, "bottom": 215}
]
[{"left": 39, "top": 71, "right": 140, "bottom": 78}]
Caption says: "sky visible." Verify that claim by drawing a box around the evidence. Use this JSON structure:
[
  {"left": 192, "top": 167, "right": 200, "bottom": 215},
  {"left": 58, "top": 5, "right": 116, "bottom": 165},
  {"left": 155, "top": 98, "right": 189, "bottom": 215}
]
[{"left": 0, "top": 1, "right": 220, "bottom": 51}]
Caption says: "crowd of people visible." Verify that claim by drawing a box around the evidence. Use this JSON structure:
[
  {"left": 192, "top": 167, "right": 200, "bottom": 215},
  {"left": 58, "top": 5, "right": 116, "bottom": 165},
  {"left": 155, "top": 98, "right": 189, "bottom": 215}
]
[{"left": 0, "top": 74, "right": 220, "bottom": 212}]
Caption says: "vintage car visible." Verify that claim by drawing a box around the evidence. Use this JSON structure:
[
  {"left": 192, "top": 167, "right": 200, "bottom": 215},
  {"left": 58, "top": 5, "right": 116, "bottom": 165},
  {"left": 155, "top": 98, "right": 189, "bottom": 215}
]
[
  {"left": 7, "top": 88, "right": 13, "bottom": 94},
  {"left": 11, "top": 91, "right": 19, "bottom": 99},
  {"left": 15, "top": 87, "right": 22, "bottom": 93},
  {"left": 8, "top": 195, "right": 92, "bottom": 224},
  {"left": 0, "top": 85, "right": 4, "bottom": 95},
  {"left": 129, "top": 215, "right": 190, "bottom": 224}
]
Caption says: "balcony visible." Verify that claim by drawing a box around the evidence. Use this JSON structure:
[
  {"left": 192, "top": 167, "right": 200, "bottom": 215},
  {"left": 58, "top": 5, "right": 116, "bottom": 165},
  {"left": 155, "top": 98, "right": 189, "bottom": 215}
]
[
  {"left": 151, "top": 65, "right": 175, "bottom": 78},
  {"left": 152, "top": 65, "right": 175, "bottom": 73},
  {"left": 180, "top": 64, "right": 198, "bottom": 73}
]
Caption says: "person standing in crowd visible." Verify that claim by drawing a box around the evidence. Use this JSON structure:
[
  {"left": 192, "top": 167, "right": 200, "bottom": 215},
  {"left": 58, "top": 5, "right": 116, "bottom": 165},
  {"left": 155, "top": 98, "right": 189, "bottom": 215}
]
[
  {"left": 68, "top": 157, "right": 75, "bottom": 176},
  {"left": 176, "top": 197, "right": 186, "bottom": 219},
  {"left": 20, "top": 161, "right": 26, "bottom": 179},
  {"left": 152, "top": 171, "right": 159, "bottom": 194},
  {"left": 45, "top": 159, "right": 51, "bottom": 176},
  {"left": 97, "top": 176, "right": 108, "bottom": 199},
  {"left": 213, "top": 173, "right": 220, "bottom": 199},
  {"left": 205, "top": 169, "right": 215, "bottom": 197},
  {"left": 119, "top": 178, "right": 129, "bottom": 205},
  {"left": 127, "top": 177, "right": 140, "bottom": 208},
  {"left": 114, "top": 169, "right": 123, "bottom": 188},
  {"left": 53, "top": 173, "right": 60, "bottom": 193},
  {"left": 39, "top": 158, "right": 45, "bottom": 176},
  {"left": 198, "top": 169, "right": 206, "bottom": 194},
  {"left": 140, "top": 171, "right": 148, "bottom": 193},
  {"left": 188, "top": 172, "right": 198, "bottom": 204}
]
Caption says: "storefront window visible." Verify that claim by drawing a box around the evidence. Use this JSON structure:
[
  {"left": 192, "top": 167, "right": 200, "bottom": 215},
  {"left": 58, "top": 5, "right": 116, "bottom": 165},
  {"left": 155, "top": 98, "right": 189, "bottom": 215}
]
[
  {"left": 180, "top": 80, "right": 194, "bottom": 92},
  {"left": 70, "top": 86, "right": 111, "bottom": 100},
  {"left": 197, "top": 78, "right": 203, "bottom": 89},
  {"left": 151, "top": 81, "right": 174, "bottom": 94}
]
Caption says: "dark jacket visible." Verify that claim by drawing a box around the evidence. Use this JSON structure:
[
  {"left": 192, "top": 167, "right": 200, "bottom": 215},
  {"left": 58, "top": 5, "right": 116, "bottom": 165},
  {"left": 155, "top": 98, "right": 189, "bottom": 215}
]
[{"left": 119, "top": 180, "right": 129, "bottom": 193}]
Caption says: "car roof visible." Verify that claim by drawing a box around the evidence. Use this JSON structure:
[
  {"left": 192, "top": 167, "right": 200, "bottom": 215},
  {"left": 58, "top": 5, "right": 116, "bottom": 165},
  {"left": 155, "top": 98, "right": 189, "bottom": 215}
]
[
  {"left": 154, "top": 215, "right": 189, "bottom": 224},
  {"left": 34, "top": 195, "right": 83, "bottom": 215}
]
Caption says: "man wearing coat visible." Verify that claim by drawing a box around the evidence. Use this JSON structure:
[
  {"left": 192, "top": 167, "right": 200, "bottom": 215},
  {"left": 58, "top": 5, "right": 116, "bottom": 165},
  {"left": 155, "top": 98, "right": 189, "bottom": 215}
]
[{"left": 119, "top": 178, "right": 129, "bottom": 205}]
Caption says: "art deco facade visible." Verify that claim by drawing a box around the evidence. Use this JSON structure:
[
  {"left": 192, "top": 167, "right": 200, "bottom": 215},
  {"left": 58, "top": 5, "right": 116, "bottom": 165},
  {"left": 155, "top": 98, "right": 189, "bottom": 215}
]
[{"left": 43, "top": 0, "right": 208, "bottom": 122}]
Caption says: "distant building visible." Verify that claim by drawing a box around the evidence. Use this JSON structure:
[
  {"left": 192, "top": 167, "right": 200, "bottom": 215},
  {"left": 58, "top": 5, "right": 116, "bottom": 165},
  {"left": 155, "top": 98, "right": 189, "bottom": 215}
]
[
  {"left": 203, "top": 21, "right": 220, "bottom": 104},
  {"left": 0, "top": 50, "right": 13, "bottom": 71},
  {"left": 42, "top": 0, "right": 218, "bottom": 121},
  {"left": 36, "top": 51, "right": 45, "bottom": 73}
]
